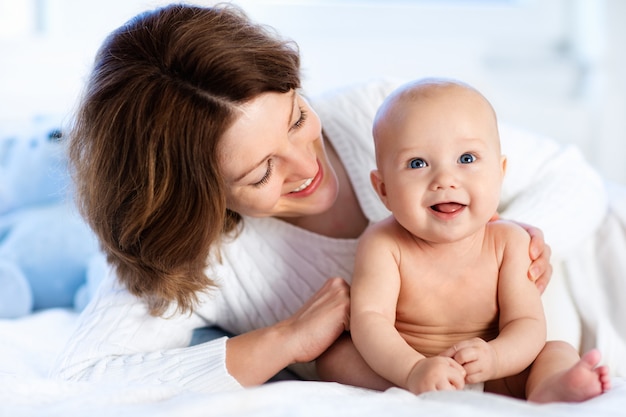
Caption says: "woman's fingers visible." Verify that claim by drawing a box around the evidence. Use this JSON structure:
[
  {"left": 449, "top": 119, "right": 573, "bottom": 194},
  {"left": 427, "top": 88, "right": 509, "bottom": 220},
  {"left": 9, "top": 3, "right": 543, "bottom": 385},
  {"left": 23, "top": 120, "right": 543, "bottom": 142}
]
[
  {"left": 287, "top": 277, "right": 351, "bottom": 363},
  {"left": 516, "top": 221, "right": 552, "bottom": 293}
]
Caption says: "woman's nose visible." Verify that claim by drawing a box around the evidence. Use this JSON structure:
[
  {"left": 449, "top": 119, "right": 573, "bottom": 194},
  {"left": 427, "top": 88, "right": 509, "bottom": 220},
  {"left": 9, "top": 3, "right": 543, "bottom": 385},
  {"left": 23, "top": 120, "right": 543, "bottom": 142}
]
[{"left": 285, "top": 140, "right": 318, "bottom": 179}]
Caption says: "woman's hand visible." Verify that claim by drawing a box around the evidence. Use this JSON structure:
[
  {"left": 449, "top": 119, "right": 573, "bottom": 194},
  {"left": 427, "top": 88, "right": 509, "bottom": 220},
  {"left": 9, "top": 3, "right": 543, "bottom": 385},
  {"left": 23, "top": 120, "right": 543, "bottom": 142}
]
[
  {"left": 283, "top": 277, "right": 351, "bottom": 364},
  {"left": 492, "top": 214, "right": 552, "bottom": 293},
  {"left": 226, "top": 277, "right": 350, "bottom": 386},
  {"left": 517, "top": 222, "right": 552, "bottom": 294}
]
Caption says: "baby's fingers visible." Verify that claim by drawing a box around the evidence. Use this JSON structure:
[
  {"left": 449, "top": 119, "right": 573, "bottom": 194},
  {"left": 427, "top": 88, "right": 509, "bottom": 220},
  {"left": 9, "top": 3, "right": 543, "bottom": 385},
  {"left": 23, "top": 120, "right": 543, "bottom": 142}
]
[
  {"left": 430, "top": 365, "right": 466, "bottom": 391},
  {"left": 439, "top": 344, "right": 461, "bottom": 359},
  {"left": 439, "top": 342, "right": 473, "bottom": 362}
]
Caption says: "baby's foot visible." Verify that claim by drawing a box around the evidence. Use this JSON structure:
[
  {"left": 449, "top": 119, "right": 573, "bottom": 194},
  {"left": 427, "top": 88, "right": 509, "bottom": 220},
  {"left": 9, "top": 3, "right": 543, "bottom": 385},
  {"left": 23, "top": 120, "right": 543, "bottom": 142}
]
[{"left": 529, "top": 349, "right": 611, "bottom": 403}]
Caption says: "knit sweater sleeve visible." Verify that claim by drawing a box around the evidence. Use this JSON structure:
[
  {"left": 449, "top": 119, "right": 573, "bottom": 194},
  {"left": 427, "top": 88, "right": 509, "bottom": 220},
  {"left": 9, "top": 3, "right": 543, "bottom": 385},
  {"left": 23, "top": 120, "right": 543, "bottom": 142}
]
[{"left": 50, "top": 270, "right": 242, "bottom": 393}]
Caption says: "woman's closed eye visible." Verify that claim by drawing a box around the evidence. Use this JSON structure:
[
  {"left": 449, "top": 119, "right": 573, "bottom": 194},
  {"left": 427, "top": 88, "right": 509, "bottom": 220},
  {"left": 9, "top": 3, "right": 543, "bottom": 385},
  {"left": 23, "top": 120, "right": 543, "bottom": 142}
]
[
  {"left": 291, "top": 108, "right": 308, "bottom": 130},
  {"left": 252, "top": 159, "right": 273, "bottom": 187}
]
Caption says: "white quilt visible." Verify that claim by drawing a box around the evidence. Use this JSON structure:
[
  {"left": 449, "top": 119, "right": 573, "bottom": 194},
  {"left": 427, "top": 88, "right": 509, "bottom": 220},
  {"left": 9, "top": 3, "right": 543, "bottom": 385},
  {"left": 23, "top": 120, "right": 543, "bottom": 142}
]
[{"left": 1, "top": 183, "right": 626, "bottom": 415}]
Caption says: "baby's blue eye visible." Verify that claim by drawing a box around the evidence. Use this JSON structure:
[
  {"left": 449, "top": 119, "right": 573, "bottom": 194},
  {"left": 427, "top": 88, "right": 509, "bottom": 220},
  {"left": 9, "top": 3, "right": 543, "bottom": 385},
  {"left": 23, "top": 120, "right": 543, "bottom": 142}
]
[
  {"left": 459, "top": 153, "right": 476, "bottom": 164},
  {"left": 409, "top": 158, "right": 427, "bottom": 169}
]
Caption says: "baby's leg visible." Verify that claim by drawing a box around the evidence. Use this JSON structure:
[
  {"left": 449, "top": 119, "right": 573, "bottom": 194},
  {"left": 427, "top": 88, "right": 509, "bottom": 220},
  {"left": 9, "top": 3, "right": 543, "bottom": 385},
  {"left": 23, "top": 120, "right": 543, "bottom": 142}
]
[
  {"left": 526, "top": 341, "right": 611, "bottom": 403},
  {"left": 317, "top": 332, "right": 394, "bottom": 391},
  {"left": 484, "top": 370, "right": 528, "bottom": 399}
]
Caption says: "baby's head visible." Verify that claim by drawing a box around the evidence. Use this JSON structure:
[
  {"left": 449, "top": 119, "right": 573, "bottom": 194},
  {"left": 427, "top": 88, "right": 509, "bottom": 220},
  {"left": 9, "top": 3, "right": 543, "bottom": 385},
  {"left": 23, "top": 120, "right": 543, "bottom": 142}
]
[
  {"left": 373, "top": 78, "right": 501, "bottom": 170},
  {"left": 370, "top": 78, "right": 507, "bottom": 242}
]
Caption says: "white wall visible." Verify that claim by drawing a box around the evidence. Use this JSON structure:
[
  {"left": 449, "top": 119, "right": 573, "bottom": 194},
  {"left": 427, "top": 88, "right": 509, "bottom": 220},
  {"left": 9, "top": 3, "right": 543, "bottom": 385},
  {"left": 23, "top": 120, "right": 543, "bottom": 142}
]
[{"left": 1, "top": 0, "right": 625, "bottom": 183}]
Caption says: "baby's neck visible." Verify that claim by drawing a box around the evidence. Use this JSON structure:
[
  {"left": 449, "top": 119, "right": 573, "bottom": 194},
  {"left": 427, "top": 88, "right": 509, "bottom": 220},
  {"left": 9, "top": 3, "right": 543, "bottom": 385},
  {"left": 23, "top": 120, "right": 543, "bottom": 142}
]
[{"left": 411, "top": 227, "right": 488, "bottom": 261}]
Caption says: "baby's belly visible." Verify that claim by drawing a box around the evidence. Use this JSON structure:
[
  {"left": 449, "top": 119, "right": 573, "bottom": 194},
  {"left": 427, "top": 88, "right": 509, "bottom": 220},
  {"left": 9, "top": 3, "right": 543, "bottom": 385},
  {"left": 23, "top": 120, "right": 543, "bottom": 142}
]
[{"left": 396, "top": 321, "right": 499, "bottom": 357}]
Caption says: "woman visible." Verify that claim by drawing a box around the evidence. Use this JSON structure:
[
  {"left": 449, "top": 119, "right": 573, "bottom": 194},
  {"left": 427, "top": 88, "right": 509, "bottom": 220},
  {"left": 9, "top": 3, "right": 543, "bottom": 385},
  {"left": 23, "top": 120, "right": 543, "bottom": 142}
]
[{"left": 52, "top": 4, "right": 605, "bottom": 392}]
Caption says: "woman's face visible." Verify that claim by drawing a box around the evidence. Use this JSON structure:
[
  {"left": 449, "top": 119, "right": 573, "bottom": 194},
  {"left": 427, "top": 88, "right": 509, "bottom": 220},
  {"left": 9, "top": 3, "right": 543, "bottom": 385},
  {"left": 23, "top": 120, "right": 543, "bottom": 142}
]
[{"left": 218, "top": 90, "right": 339, "bottom": 219}]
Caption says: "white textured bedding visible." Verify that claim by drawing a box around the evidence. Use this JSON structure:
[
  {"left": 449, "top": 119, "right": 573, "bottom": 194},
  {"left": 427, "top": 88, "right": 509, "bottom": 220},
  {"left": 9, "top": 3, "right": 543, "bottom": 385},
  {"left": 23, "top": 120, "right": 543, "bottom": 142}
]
[{"left": 0, "top": 308, "right": 624, "bottom": 417}]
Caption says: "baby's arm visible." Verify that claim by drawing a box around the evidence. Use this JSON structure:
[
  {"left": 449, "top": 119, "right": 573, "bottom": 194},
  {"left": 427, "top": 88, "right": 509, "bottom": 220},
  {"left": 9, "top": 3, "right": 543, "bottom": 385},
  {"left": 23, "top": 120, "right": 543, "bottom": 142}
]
[
  {"left": 442, "top": 221, "right": 547, "bottom": 384},
  {"left": 350, "top": 223, "right": 465, "bottom": 393}
]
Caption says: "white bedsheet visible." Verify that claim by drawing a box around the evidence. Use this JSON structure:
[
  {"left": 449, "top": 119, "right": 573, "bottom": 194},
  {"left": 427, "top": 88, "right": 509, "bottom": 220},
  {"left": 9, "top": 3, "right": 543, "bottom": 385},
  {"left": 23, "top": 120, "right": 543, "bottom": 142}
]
[{"left": 0, "top": 308, "right": 625, "bottom": 416}]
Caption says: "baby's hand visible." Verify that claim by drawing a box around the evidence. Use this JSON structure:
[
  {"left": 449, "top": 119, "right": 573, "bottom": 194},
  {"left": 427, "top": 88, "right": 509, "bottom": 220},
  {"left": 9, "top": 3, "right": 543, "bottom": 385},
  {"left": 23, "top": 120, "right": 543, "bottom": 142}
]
[
  {"left": 440, "top": 338, "right": 497, "bottom": 384},
  {"left": 405, "top": 356, "right": 466, "bottom": 394}
]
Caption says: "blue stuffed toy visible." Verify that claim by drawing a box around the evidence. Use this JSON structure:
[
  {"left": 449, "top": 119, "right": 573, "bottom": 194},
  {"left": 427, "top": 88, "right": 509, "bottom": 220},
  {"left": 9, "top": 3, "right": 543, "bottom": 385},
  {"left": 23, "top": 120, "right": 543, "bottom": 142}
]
[{"left": 0, "top": 120, "right": 105, "bottom": 318}]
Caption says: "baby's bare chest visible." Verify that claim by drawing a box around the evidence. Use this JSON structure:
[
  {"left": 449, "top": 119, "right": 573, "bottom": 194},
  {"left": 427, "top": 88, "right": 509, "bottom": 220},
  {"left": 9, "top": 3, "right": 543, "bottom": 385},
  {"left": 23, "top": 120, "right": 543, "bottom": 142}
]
[{"left": 395, "top": 251, "right": 500, "bottom": 353}]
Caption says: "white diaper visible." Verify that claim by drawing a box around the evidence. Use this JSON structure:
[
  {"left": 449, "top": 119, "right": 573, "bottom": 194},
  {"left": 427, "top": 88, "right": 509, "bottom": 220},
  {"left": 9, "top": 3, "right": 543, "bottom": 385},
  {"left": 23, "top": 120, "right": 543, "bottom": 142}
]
[{"left": 464, "top": 382, "right": 485, "bottom": 392}]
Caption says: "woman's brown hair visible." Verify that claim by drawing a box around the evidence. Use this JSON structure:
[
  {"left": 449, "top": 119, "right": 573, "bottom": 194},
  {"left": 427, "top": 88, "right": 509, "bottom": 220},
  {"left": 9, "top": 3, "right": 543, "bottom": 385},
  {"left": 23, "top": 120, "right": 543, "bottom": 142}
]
[{"left": 68, "top": 4, "right": 301, "bottom": 316}]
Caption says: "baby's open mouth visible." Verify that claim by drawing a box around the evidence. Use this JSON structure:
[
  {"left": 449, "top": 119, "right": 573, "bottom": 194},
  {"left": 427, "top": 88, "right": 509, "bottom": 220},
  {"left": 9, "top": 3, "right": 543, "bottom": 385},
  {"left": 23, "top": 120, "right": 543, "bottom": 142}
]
[{"left": 431, "top": 203, "right": 466, "bottom": 213}]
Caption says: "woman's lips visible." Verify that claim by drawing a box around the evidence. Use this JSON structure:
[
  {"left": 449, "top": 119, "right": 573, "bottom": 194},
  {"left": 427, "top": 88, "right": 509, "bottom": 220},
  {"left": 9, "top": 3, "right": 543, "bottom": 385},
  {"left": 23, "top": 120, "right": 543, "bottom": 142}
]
[{"left": 288, "top": 160, "right": 323, "bottom": 197}]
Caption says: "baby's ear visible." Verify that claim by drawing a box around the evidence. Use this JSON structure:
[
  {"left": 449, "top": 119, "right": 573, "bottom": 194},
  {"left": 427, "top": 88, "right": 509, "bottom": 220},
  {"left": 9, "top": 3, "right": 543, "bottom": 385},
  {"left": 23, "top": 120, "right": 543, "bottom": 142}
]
[
  {"left": 370, "top": 169, "right": 389, "bottom": 208},
  {"left": 500, "top": 155, "right": 507, "bottom": 177}
]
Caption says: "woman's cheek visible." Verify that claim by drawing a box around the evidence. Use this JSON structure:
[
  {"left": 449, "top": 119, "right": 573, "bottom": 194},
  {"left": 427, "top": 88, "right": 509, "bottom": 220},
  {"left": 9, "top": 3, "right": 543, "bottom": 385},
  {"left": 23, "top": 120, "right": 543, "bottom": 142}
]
[{"left": 246, "top": 188, "right": 282, "bottom": 216}]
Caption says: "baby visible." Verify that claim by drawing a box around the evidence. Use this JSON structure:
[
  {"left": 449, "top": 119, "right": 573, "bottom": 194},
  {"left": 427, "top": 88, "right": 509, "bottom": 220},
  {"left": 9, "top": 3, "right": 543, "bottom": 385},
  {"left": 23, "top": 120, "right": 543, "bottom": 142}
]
[{"left": 349, "top": 78, "right": 611, "bottom": 402}]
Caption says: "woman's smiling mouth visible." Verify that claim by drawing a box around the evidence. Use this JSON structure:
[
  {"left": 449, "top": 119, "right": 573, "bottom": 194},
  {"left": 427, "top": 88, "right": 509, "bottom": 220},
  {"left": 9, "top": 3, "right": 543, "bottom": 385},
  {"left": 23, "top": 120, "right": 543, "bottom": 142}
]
[
  {"left": 287, "top": 160, "right": 324, "bottom": 197},
  {"left": 291, "top": 177, "right": 313, "bottom": 193}
]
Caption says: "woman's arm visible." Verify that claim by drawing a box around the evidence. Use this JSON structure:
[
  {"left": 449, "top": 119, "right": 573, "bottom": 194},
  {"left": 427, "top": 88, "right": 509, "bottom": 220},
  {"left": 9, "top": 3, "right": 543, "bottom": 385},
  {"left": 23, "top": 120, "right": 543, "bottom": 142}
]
[
  {"left": 226, "top": 277, "right": 350, "bottom": 386},
  {"left": 50, "top": 272, "right": 241, "bottom": 392},
  {"left": 52, "top": 271, "right": 350, "bottom": 392}
]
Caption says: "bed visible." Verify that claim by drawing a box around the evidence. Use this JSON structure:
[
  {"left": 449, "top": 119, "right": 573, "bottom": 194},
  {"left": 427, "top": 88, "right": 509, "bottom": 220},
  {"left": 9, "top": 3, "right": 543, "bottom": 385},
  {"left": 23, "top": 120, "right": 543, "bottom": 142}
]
[
  {"left": 1, "top": 81, "right": 626, "bottom": 416},
  {"left": 0, "top": 307, "right": 624, "bottom": 416}
]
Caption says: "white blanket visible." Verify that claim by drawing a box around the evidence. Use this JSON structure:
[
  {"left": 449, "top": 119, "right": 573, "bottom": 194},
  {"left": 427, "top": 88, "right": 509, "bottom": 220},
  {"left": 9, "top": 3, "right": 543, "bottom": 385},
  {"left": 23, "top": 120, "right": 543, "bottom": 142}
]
[
  {"left": 0, "top": 309, "right": 624, "bottom": 417},
  {"left": 563, "top": 182, "right": 626, "bottom": 377}
]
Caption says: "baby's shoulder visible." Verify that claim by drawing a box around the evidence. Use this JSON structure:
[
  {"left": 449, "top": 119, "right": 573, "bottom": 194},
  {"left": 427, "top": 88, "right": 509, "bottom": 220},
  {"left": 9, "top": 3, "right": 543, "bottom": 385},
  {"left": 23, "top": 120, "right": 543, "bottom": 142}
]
[
  {"left": 363, "top": 215, "right": 403, "bottom": 236},
  {"left": 486, "top": 219, "right": 530, "bottom": 245},
  {"left": 359, "top": 216, "right": 406, "bottom": 247}
]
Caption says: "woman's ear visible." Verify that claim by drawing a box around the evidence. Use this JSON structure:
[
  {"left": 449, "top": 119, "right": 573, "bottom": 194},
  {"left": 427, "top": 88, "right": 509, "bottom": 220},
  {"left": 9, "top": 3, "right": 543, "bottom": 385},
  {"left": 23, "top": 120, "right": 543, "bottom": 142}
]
[{"left": 370, "top": 169, "right": 390, "bottom": 209}]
